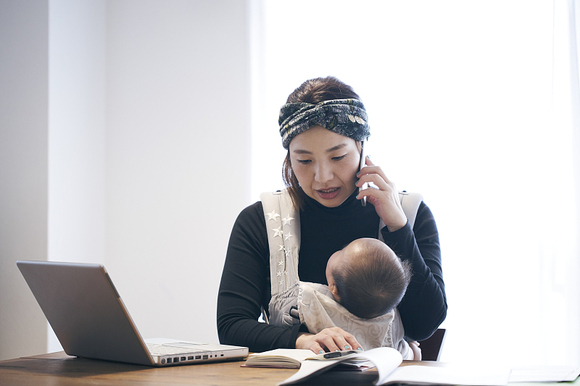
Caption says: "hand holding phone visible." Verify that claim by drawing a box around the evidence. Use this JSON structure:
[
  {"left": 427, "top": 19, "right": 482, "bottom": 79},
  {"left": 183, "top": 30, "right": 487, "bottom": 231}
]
[{"left": 359, "top": 141, "right": 368, "bottom": 206}]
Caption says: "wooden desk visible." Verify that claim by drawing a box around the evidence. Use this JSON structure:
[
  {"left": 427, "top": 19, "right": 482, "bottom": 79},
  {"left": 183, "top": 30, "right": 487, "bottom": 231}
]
[
  {"left": 1, "top": 351, "right": 577, "bottom": 386},
  {"left": 0, "top": 351, "right": 287, "bottom": 386},
  {"left": 0, "top": 351, "right": 383, "bottom": 386}
]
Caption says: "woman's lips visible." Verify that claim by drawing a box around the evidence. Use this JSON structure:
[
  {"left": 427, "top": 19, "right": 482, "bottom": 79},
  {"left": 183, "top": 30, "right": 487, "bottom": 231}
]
[{"left": 316, "top": 187, "right": 341, "bottom": 200}]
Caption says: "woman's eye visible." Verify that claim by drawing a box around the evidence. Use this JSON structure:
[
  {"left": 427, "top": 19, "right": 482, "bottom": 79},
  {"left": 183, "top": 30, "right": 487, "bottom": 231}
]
[
  {"left": 297, "top": 159, "right": 311, "bottom": 165},
  {"left": 332, "top": 155, "right": 347, "bottom": 161}
]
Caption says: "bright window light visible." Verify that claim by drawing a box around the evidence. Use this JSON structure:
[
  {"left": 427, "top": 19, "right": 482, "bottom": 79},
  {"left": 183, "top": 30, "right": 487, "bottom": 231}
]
[{"left": 251, "top": 0, "right": 579, "bottom": 366}]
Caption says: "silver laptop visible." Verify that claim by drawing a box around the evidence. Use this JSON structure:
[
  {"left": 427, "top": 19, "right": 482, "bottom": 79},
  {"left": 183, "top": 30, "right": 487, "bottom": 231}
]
[{"left": 17, "top": 260, "right": 248, "bottom": 366}]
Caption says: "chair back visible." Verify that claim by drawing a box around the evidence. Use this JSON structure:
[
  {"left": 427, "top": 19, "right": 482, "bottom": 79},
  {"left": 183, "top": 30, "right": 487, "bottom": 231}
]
[{"left": 418, "top": 328, "right": 446, "bottom": 361}]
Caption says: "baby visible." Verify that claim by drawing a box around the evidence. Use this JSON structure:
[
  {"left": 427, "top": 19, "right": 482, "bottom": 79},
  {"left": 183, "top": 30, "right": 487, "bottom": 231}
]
[
  {"left": 325, "top": 237, "right": 412, "bottom": 319},
  {"left": 297, "top": 238, "right": 415, "bottom": 358}
]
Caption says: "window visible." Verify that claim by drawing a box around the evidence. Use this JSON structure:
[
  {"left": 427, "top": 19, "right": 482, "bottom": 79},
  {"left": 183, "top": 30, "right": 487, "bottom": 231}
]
[{"left": 251, "top": 0, "right": 579, "bottom": 365}]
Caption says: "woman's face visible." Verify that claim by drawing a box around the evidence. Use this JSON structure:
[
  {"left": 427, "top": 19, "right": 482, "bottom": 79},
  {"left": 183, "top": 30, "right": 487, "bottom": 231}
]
[{"left": 289, "top": 126, "right": 361, "bottom": 208}]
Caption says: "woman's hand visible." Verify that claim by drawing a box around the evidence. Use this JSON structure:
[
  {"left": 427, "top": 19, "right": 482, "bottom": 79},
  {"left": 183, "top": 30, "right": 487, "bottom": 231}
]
[
  {"left": 356, "top": 157, "right": 407, "bottom": 232},
  {"left": 295, "top": 327, "right": 363, "bottom": 354}
]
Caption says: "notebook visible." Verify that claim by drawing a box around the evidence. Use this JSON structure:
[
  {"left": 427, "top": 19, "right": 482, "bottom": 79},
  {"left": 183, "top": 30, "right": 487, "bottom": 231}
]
[{"left": 17, "top": 260, "right": 249, "bottom": 366}]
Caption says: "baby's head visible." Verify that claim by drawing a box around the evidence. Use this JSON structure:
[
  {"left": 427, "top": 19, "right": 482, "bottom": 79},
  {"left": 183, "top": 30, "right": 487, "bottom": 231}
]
[{"left": 326, "top": 238, "right": 412, "bottom": 319}]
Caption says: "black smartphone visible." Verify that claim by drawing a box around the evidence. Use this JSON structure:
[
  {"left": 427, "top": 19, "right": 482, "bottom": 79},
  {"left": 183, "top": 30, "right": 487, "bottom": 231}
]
[
  {"left": 308, "top": 350, "right": 357, "bottom": 360},
  {"left": 359, "top": 141, "right": 368, "bottom": 206}
]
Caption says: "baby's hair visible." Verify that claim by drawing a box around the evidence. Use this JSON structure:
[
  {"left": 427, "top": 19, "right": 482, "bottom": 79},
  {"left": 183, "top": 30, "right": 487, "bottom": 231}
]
[{"left": 333, "top": 241, "right": 412, "bottom": 319}]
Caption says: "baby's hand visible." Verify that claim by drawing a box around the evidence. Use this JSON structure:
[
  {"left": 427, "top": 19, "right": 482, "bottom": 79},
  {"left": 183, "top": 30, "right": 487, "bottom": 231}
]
[{"left": 409, "top": 341, "right": 422, "bottom": 360}]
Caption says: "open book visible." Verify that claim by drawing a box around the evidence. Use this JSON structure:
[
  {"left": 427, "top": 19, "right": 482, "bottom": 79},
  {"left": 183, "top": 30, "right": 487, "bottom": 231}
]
[
  {"left": 245, "top": 347, "right": 511, "bottom": 386},
  {"left": 244, "top": 349, "right": 320, "bottom": 368}
]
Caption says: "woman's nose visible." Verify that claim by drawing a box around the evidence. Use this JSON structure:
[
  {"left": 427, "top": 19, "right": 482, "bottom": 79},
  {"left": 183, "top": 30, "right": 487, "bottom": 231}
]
[{"left": 314, "top": 162, "right": 333, "bottom": 183}]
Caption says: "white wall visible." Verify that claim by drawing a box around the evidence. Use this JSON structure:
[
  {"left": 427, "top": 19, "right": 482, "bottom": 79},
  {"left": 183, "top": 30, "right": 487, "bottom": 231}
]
[
  {"left": 0, "top": 0, "right": 252, "bottom": 360},
  {"left": 103, "top": 0, "right": 252, "bottom": 344},
  {"left": 48, "top": 0, "right": 107, "bottom": 266},
  {"left": 0, "top": 0, "right": 50, "bottom": 360},
  {"left": 47, "top": 0, "right": 107, "bottom": 351}
]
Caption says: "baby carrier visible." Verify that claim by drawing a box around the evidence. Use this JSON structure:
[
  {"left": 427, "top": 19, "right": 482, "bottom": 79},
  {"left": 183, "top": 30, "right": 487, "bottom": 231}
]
[{"left": 260, "top": 189, "right": 422, "bottom": 356}]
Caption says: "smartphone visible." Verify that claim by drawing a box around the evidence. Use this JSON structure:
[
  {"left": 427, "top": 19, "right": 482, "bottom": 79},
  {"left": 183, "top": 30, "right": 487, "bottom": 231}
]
[
  {"left": 308, "top": 350, "right": 357, "bottom": 361},
  {"left": 359, "top": 141, "right": 368, "bottom": 206}
]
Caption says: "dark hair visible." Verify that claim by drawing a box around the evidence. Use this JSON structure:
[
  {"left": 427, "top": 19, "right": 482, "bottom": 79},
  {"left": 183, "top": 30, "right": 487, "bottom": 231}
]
[
  {"left": 282, "top": 77, "right": 362, "bottom": 209},
  {"left": 333, "top": 242, "right": 412, "bottom": 319}
]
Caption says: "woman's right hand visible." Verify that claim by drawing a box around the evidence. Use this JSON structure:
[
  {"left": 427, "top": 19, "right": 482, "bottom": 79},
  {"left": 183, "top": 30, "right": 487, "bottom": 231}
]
[
  {"left": 295, "top": 327, "right": 363, "bottom": 354},
  {"left": 356, "top": 157, "right": 407, "bottom": 232}
]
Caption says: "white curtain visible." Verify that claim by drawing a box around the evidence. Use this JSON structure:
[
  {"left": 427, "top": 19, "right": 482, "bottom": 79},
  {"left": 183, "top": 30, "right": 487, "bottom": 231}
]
[{"left": 251, "top": 0, "right": 580, "bottom": 365}]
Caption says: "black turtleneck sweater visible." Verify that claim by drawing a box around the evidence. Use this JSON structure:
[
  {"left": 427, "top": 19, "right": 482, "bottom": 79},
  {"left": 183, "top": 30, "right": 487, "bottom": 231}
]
[{"left": 217, "top": 190, "right": 447, "bottom": 352}]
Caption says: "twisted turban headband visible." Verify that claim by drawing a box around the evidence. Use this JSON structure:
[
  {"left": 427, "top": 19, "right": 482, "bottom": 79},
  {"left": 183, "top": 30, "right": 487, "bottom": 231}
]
[{"left": 278, "top": 99, "right": 370, "bottom": 149}]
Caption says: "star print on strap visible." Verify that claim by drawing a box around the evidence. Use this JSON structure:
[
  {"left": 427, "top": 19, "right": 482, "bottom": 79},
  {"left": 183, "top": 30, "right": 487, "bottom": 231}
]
[
  {"left": 272, "top": 226, "right": 283, "bottom": 238},
  {"left": 267, "top": 210, "right": 280, "bottom": 221},
  {"left": 260, "top": 189, "right": 300, "bottom": 296}
]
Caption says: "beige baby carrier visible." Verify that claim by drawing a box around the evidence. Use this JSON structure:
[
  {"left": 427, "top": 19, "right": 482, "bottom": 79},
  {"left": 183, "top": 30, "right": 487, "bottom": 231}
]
[{"left": 260, "top": 189, "right": 422, "bottom": 357}]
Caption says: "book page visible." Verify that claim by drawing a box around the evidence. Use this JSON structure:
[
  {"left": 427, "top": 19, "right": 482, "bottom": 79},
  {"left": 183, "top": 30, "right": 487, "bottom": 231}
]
[
  {"left": 276, "top": 348, "right": 512, "bottom": 386},
  {"left": 244, "top": 349, "right": 313, "bottom": 368},
  {"left": 385, "top": 364, "right": 511, "bottom": 386},
  {"left": 509, "top": 365, "right": 580, "bottom": 383},
  {"left": 278, "top": 359, "right": 347, "bottom": 385},
  {"left": 277, "top": 347, "right": 402, "bottom": 386},
  {"left": 354, "top": 347, "right": 403, "bottom": 385},
  {"left": 248, "top": 349, "right": 313, "bottom": 362}
]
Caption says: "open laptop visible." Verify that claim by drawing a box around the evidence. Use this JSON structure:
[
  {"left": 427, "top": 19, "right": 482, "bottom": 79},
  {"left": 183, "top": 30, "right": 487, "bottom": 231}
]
[{"left": 17, "top": 260, "right": 248, "bottom": 366}]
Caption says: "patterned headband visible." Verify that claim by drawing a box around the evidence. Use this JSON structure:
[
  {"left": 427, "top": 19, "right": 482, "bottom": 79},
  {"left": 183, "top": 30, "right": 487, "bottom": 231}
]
[{"left": 278, "top": 99, "right": 370, "bottom": 149}]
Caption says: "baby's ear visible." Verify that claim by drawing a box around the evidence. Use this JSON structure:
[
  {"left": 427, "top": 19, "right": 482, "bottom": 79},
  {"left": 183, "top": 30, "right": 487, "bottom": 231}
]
[{"left": 329, "top": 283, "right": 341, "bottom": 302}]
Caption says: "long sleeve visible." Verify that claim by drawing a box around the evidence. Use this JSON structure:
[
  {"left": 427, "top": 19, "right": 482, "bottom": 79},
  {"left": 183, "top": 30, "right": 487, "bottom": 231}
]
[
  {"left": 216, "top": 202, "right": 301, "bottom": 352},
  {"left": 217, "top": 194, "right": 447, "bottom": 351},
  {"left": 381, "top": 202, "right": 447, "bottom": 341}
]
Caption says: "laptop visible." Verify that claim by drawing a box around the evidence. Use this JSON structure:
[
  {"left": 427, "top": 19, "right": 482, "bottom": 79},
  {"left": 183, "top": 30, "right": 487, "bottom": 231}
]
[{"left": 17, "top": 260, "right": 248, "bottom": 366}]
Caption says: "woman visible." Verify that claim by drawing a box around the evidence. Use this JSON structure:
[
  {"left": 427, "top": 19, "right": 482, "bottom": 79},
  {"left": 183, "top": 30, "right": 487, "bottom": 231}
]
[{"left": 217, "top": 76, "right": 447, "bottom": 354}]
